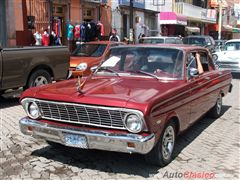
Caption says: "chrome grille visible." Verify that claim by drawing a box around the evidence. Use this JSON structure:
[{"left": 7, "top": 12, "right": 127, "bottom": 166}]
[{"left": 36, "top": 100, "right": 128, "bottom": 130}]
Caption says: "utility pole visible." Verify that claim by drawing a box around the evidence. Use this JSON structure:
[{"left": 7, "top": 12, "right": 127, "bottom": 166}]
[
  {"left": 218, "top": 0, "right": 223, "bottom": 40},
  {"left": 129, "top": 0, "right": 134, "bottom": 43}
]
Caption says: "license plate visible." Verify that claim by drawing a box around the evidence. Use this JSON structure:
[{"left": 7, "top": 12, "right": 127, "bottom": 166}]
[{"left": 63, "top": 133, "right": 88, "bottom": 148}]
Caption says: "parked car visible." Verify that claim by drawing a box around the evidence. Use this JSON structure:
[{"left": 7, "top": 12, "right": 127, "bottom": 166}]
[
  {"left": 139, "top": 36, "right": 183, "bottom": 44},
  {"left": 213, "top": 39, "right": 240, "bottom": 73},
  {"left": 0, "top": 46, "right": 70, "bottom": 96},
  {"left": 19, "top": 44, "right": 232, "bottom": 167},
  {"left": 214, "top": 40, "right": 227, "bottom": 52},
  {"left": 182, "top": 35, "right": 215, "bottom": 52},
  {"left": 70, "top": 41, "right": 124, "bottom": 77}
]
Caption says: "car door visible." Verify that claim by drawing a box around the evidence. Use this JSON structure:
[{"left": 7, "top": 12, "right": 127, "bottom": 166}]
[{"left": 187, "top": 50, "right": 213, "bottom": 124}]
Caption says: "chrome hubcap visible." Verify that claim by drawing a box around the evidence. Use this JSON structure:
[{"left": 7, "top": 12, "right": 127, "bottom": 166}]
[
  {"left": 162, "top": 126, "right": 175, "bottom": 160},
  {"left": 34, "top": 76, "right": 48, "bottom": 86},
  {"left": 216, "top": 96, "right": 222, "bottom": 115}
]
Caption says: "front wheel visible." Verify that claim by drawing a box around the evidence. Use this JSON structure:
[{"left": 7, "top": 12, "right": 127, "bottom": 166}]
[
  {"left": 208, "top": 94, "right": 222, "bottom": 118},
  {"left": 145, "top": 122, "right": 176, "bottom": 167},
  {"left": 27, "top": 69, "right": 52, "bottom": 88}
]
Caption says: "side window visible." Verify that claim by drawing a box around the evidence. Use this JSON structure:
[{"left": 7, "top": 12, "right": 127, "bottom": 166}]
[
  {"left": 198, "top": 52, "right": 209, "bottom": 72},
  {"left": 187, "top": 51, "right": 205, "bottom": 76},
  {"left": 165, "top": 38, "right": 176, "bottom": 44},
  {"left": 187, "top": 53, "right": 196, "bottom": 69},
  {"left": 176, "top": 39, "right": 183, "bottom": 44}
]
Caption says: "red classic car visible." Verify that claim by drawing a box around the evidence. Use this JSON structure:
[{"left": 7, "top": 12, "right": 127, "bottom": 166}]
[
  {"left": 19, "top": 45, "right": 232, "bottom": 167},
  {"left": 70, "top": 41, "right": 124, "bottom": 77}
]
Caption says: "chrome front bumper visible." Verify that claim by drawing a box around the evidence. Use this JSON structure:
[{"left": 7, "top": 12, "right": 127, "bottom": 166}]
[{"left": 19, "top": 117, "right": 155, "bottom": 154}]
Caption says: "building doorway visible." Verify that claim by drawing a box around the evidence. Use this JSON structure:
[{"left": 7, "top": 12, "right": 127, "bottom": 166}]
[{"left": 52, "top": 4, "right": 67, "bottom": 45}]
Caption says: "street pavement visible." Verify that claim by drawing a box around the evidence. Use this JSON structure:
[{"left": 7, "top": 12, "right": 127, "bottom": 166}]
[{"left": 0, "top": 79, "right": 240, "bottom": 180}]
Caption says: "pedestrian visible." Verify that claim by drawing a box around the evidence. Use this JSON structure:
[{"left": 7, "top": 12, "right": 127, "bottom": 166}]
[{"left": 109, "top": 28, "right": 120, "bottom": 42}]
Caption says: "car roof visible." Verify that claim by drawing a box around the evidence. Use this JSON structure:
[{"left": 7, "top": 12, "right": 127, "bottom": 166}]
[
  {"left": 80, "top": 41, "right": 123, "bottom": 45},
  {"left": 111, "top": 44, "right": 208, "bottom": 51},
  {"left": 140, "top": 36, "right": 180, "bottom": 39},
  {"left": 183, "top": 35, "right": 211, "bottom": 38},
  {"left": 226, "top": 39, "right": 240, "bottom": 43}
]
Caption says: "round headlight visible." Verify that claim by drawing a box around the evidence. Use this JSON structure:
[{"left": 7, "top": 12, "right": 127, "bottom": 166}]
[
  {"left": 124, "top": 114, "right": 143, "bottom": 133},
  {"left": 27, "top": 102, "right": 41, "bottom": 119},
  {"left": 76, "top": 63, "right": 88, "bottom": 71}
]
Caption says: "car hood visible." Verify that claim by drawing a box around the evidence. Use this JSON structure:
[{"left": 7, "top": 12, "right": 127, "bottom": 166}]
[
  {"left": 70, "top": 56, "right": 102, "bottom": 67},
  {"left": 21, "top": 76, "right": 184, "bottom": 111},
  {"left": 215, "top": 51, "right": 240, "bottom": 62}
]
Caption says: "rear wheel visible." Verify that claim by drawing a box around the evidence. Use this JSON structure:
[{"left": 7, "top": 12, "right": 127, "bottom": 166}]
[
  {"left": 208, "top": 94, "right": 223, "bottom": 118},
  {"left": 145, "top": 121, "right": 176, "bottom": 167},
  {"left": 27, "top": 69, "right": 52, "bottom": 88}
]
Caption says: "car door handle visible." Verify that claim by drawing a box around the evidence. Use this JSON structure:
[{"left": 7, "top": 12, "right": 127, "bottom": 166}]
[{"left": 218, "top": 72, "right": 223, "bottom": 76}]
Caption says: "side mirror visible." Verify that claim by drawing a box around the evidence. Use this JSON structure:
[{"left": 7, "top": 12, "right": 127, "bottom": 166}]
[{"left": 189, "top": 68, "right": 199, "bottom": 77}]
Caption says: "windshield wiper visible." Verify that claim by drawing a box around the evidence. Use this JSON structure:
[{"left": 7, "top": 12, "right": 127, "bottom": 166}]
[
  {"left": 127, "top": 70, "right": 159, "bottom": 80},
  {"left": 97, "top": 67, "right": 120, "bottom": 76}
]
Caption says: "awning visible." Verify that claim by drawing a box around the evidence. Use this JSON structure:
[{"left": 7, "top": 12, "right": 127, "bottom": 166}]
[
  {"left": 208, "top": 24, "right": 233, "bottom": 32},
  {"left": 160, "top": 12, "right": 187, "bottom": 26},
  {"left": 232, "top": 28, "right": 240, "bottom": 33},
  {"left": 185, "top": 26, "right": 200, "bottom": 33}
]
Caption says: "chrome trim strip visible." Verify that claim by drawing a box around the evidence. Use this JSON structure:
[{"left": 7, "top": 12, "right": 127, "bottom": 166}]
[
  {"left": 152, "top": 72, "right": 231, "bottom": 112},
  {"left": 19, "top": 117, "right": 155, "bottom": 154}
]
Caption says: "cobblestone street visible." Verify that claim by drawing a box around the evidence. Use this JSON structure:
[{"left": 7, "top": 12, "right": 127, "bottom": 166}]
[{"left": 0, "top": 79, "right": 240, "bottom": 180}]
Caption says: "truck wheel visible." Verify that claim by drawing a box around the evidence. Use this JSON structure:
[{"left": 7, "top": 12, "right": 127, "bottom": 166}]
[
  {"left": 27, "top": 69, "right": 52, "bottom": 88},
  {"left": 0, "top": 91, "right": 4, "bottom": 96},
  {"left": 208, "top": 94, "right": 222, "bottom": 118},
  {"left": 145, "top": 121, "right": 176, "bottom": 167}
]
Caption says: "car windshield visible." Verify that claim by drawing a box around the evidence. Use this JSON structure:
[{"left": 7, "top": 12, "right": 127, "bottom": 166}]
[
  {"left": 97, "top": 47, "right": 184, "bottom": 80},
  {"left": 142, "top": 38, "right": 164, "bottom": 44},
  {"left": 183, "top": 37, "right": 206, "bottom": 46},
  {"left": 72, "top": 44, "right": 107, "bottom": 57},
  {"left": 224, "top": 42, "right": 240, "bottom": 51}
]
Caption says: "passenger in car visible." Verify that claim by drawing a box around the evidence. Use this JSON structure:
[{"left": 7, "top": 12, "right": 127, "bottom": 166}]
[{"left": 195, "top": 53, "right": 204, "bottom": 74}]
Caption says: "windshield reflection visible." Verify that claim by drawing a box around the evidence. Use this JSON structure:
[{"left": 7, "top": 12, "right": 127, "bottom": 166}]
[{"left": 97, "top": 47, "right": 184, "bottom": 80}]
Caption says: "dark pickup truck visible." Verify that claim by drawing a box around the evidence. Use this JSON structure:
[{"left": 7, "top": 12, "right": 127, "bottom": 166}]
[{"left": 0, "top": 46, "right": 69, "bottom": 95}]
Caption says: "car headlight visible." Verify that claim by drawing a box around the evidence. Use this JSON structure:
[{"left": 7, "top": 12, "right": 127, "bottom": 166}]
[
  {"left": 76, "top": 63, "right": 88, "bottom": 71},
  {"left": 124, "top": 113, "right": 144, "bottom": 133},
  {"left": 21, "top": 99, "right": 41, "bottom": 119}
]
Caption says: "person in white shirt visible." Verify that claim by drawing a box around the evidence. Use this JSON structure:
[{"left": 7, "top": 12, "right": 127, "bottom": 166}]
[{"left": 109, "top": 28, "right": 120, "bottom": 42}]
